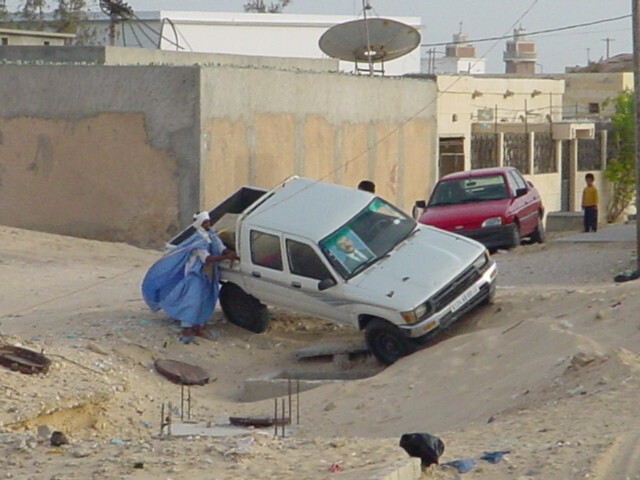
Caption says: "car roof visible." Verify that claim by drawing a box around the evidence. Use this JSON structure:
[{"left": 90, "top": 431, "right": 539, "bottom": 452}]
[
  {"left": 246, "top": 177, "right": 374, "bottom": 241},
  {"left": 439, "top": 167, "right": 516, "bottom": 181}
]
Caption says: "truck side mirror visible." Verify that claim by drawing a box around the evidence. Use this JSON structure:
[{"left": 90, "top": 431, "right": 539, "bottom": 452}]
[
  {"left": 318, "top": 278, "right": 337, "bottom": 291},
  {"left": 412, "top": 200, "right": 427, "bottom": 219}
]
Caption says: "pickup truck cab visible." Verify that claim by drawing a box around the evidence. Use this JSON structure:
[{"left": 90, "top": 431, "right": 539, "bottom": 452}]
[{"left": 170, "top": 177, "right": 497, "bottom": 364}]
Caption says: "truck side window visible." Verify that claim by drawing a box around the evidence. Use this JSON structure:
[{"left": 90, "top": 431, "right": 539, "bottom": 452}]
[
  {"left": 286, "top": 240, "right": 333, "bottom": 281},
  {"left": 250, "top": 230, "right": 283, "bottom": 271}
]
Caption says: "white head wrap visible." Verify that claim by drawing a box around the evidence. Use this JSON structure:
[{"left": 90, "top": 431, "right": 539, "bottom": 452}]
[{"left": 192, "top": 211, "right": 210, "bottom": 228}]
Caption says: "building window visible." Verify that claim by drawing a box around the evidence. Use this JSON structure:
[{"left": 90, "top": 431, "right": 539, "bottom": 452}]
[
  {"left": 43, "top": 41, "right": 50, "bottom": 46},
  {"left": 588, "top": 102, "right": 600, "bottom": 114},
  {"left": 1, "top": 38, "right": 8, "bottom": 45},
  {"left": 439, "top": 137, "right": 465, "bottom": 177}
]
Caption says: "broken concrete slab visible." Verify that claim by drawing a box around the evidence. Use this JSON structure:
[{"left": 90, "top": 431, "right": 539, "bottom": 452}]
[
  {"left": 293, "top": 340, "right": 369, "bottom": 360},
  {"left": 165, "top": 421, "right": 295, "bottom": 438},
  {"left": 241, "top": 368, "right": 377, "bottom": 402}
]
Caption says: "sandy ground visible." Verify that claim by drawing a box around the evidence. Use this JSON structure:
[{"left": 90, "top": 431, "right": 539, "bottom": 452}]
[{"left": 1, "top": 225, "right": 640, "bottom": 479}]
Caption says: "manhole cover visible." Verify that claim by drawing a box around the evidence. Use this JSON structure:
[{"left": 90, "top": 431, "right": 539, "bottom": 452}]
[
  {"left": 154, "top": 359, "right": 209, "bottom": 385},
  {"left": 0, "top": 344, "right": 51, "bottom": 375}
]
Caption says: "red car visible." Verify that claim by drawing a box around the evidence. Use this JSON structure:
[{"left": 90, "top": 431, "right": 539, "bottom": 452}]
[{"left": 414, "top": 167, "right": 545, "bottom": 251}]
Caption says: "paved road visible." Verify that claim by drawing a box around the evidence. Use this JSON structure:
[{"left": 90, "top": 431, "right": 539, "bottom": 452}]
[
  {"left": 494, "top": 223, "right": 637, "bottom": 287},
  {"left": 556, "top": 222, "right": 637, "bottom": 243}
]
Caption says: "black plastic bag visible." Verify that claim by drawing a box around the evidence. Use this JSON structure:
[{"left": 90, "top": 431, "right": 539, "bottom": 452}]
[{"left": 399, "top": 432, "right": 445, "bottom": 467}]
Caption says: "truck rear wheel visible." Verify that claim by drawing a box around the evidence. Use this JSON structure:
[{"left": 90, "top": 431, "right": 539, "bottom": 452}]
[
  {"left": 219, "top": 283, "right": 270, "bottom": 334},
  {"left": 365, "top": 319, "right": 415, "bottom": 365}
]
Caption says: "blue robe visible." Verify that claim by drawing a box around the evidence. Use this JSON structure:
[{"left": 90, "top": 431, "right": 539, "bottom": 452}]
[{"left": 141, "top": 230, "right": 225, "bottom": 328}]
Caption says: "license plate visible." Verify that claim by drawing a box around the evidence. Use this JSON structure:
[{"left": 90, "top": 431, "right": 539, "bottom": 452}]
[
  {"left": 450, "top": 284, "right": 480, "bottom": 313},
  {"left": 422, "top": 319, "right": 437, "bottom": 332}
]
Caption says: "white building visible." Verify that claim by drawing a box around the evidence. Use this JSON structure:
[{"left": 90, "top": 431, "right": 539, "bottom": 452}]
[
  {"left": 0, "top": 27, "right": 74, "bottom": 46},
  {"left": 83, "top": 11, "right": 423, "bottom": 76},
  {"left": 425, "top": 31, "right": 485, "bottom": 75}
]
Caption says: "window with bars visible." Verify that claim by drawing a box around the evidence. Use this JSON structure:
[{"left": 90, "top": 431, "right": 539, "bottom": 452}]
[
  {"left": 503, "top": 133, "right": 529, "bottom": 174},
  {"left": 534, "top": 132, "right": 556, "bottom": 174},
  {"left": 471, "top": 133, "right": 499, "bottom": 169},
  {"left": 438, "top": 137, "right": 465, "bottom": 177}
]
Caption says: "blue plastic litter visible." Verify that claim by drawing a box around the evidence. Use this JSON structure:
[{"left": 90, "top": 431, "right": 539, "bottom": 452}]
[
  {"left": 442, "top": 458, "right": 477, "bottom": 473},
  {"left": 480, "top": 450, "right": 511, "bottom": 464}
]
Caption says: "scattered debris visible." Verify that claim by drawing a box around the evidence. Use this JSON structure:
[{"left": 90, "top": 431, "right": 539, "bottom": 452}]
[
  {"left": 441, "top": 458, "right": 476, "bottom": 473},
  {"left": 399, "top": 432, "right": 444, "bottom": 467},
  {"left": 50, "top": 431, "right": 69, "bottom": 447},
  {"left": 570, "top": 352, "right": 602, "bottom": 369},
  {"left": 614, "top": 269, "right": 640, "bottom": 283},
  {"left": 0, "top": 344, "right": 51, "bottom": 375},
  {"left": 229, "top": 416, "right": 289, "bottom": 428}
]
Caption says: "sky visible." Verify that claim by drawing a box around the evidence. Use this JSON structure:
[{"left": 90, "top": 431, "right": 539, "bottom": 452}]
[{"left": 6, "top": 0, "right": 634, "bottom": 73}]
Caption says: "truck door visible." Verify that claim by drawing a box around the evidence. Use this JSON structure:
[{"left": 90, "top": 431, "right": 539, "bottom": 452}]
[
  {"left": 241, "top": 228, "right": 298, "bottom": 311},
  {"left": 283, "top": 237, "right": 352, "bottom": 325}
]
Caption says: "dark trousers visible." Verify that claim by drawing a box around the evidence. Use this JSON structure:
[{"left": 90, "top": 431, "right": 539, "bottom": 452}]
[{"left": 584, "top": 206, "right": 598, "bottom": 232}]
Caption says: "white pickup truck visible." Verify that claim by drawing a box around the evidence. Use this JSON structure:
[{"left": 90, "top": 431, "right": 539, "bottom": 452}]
[{"left": 170, "top": 177, "right": 497, "bottom": 364}]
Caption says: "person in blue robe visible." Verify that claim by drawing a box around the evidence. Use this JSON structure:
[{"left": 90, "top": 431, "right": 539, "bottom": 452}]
[{"left": 141, "top": 211, "right": 237, "bottom": 343}]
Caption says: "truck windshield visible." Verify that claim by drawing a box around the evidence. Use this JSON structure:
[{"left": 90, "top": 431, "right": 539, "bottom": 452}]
[{"left": 319, "top": 198, "right": 416, "bottom": 279}]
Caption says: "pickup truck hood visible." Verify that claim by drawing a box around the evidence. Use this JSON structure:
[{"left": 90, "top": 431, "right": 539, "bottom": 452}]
[
  {"left": 349, "top": 225, "right": 485, "bottom": 310},
  {"left": 418, "top": 199, "right": 509, "bottom": 230}
]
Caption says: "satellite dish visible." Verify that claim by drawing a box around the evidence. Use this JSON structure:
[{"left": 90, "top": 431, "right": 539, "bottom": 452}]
[{"left": 319, "top": 17, "right": 421, "bottom": 73}]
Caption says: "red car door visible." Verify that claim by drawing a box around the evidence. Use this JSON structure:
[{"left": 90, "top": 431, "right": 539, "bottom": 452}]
[{"left": 507, "top": 170, "right": 538, "bottom": 235}]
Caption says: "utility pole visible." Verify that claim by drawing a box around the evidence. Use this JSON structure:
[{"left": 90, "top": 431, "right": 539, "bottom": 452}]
[
  {"left": 602, "top": 37, "right": 615, "bottom": 59},
  {"left": 633, "top": 0, "right": 640, "bottom": 270},
  {"left": 586, "top": 48, "right": 591, "bottom": 63}
]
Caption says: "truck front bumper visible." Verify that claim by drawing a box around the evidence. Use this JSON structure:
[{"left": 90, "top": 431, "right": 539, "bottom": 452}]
[{"left": 400, "top": 260, "right": 497, "bottom": 339}]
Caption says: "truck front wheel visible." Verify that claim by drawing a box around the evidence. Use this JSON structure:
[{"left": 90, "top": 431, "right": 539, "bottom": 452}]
[
  {"left": 219, "top": 283, "right": 270, "bottom": 334},
  {"left": 365, "top": 319, "right": 415, "bottom": 365}
]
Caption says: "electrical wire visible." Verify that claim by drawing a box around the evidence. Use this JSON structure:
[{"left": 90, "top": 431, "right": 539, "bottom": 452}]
[
  {"left": 421, "top": 14, "right": 631, "bottom": 48},
  {"left": 233, "top": 0, "right": 543, "bottom": 218}
]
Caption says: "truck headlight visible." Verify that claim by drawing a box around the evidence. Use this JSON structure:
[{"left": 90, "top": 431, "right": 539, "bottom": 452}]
[
  {"left": 401, "top": 303, "right": 430, "bottom": 324},
  {"left": 482, "top": 217, "right": 502, "bottom": 227},
  {"left": 472, "top": 252, "right": 488, "bottom": 271}
]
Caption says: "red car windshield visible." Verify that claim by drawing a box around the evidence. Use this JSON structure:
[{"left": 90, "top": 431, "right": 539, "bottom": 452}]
[{"left": 428, "top": 174, "right": 509, "bottom": 206}]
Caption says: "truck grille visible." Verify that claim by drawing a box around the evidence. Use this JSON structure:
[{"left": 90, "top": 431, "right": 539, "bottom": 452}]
[{"left": 431, "top": 266, "right": 481, "bottom": 312}]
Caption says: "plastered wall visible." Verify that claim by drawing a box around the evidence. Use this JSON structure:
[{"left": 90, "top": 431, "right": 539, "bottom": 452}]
[
  {"left": 0, "top": 113, "right": 178, "bottom": 243},
  {"left": 0, "top": 64, "right": 201, "bottom": 246},
  {"left": 199, "top": 67, "right": 437, "bottom": 214}
]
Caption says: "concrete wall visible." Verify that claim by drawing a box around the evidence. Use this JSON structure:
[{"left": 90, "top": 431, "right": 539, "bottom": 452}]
[
  {"left": 0, "top": 64, "right": 201, "bottom": 246},
  {"left": 0, "top": 45, "right": 338, "bottom": 72},
  {"left": 562, "top": 72, "right": 633, "bottom": 119},
  {"left": 199, "top": 67, "right": 437, "bottom": 212}
]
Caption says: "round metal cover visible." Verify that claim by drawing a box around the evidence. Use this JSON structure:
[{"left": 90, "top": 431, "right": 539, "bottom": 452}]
[
  {"left": 319, "top": 18, "right": 421, "bottom": 63},
  {"left": 154, "top": 359, "right": 210, "bottom": 385},
  {"left": 0, "top": 344, "right": 51, "bottom": 375}
]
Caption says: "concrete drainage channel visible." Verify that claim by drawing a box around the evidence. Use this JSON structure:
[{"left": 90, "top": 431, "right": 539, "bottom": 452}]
[{"left": 240, "top": 340, "right": 384, "bottom": 402}]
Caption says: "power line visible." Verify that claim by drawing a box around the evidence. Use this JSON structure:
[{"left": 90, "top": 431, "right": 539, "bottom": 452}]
[{"left": 420, "top": 14, "right": 631, "bottom": 48}]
